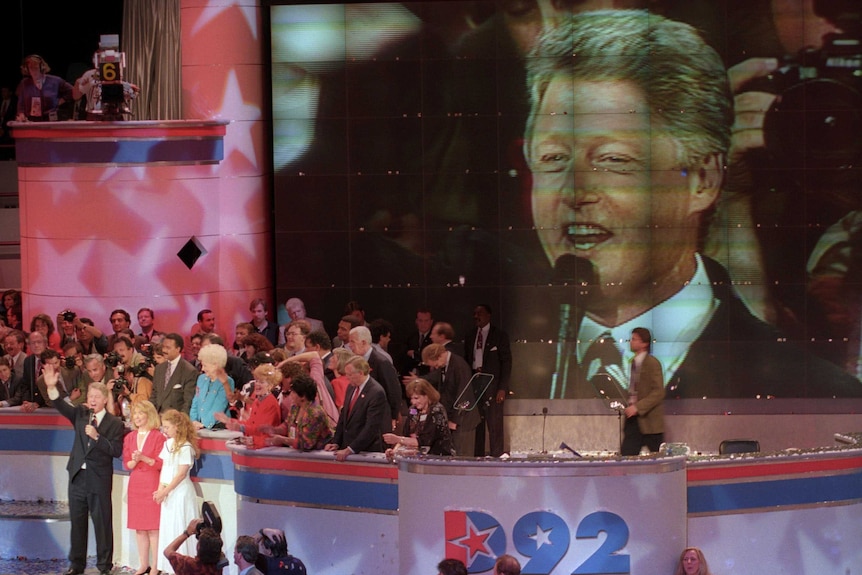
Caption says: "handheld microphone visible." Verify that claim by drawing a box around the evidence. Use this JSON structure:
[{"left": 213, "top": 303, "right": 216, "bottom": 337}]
[
  {"left": 541, "top": 406, "right": 548, "bottom": 454},
  {"left": 550, "top": 255, "right": 595, "bottom": 398}
]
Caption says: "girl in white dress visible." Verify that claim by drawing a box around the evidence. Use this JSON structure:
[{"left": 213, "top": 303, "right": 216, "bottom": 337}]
[{"left": 154, "top": 409, "right": 199, "bottom": 574}]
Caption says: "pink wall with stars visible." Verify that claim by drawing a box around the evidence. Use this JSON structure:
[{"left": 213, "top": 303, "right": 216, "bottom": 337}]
[{"left": 16, "top": 0, "right": 271, "bottom": 338}]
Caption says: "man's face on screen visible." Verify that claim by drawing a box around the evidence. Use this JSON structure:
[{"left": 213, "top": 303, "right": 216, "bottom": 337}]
[{"left": 528, "top": 76, "right": 706, "bottom": 305}]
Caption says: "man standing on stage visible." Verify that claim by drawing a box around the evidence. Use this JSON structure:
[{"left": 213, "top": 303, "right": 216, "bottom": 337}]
[
  {"left": 464, "top": 304, "right": 511, "bottom": 457},
  {"left": 621, "top": 327, "right": 664, "bottom": 456},
  {"left": 44, "top": 363, "right": 124, "bottom": 575}
]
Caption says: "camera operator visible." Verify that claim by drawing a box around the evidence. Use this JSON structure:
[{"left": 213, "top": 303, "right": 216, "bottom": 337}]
[
  {"left": 253, "top": 528, "right": 306, "bottom": 575},
  {"left": 108, "top": 336, "right": 152, "bottom": 417},
  {"left": 73, "top": 316, "right": 109, "bottom": 355},
  {"left": 61, "top": 341, "right": 88, "bottom": 406},
  {"left": 57, "top": 309, "right": 79, "bottom": 349},
  {"left": 720, "top": 0, "right": 862, "bottom": 373},
  {"left": 163, "top": 518, "right": 224, "bottom": 575}
]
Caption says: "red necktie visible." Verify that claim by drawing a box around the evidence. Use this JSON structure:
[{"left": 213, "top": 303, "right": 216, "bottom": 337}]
[
  {"left": 476, "top": 330, "right": 483, "bottom": 350},
  {"left": 347, "top": 387, "right": 360, "bottom": 415}
]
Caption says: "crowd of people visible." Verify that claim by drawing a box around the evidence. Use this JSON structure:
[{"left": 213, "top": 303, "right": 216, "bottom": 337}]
[
  {"left": 0, "top": 289, "right": 522, "bottom": 573},
  {"left": 0, "top": 290, "right": 516, "bottom": 459}
]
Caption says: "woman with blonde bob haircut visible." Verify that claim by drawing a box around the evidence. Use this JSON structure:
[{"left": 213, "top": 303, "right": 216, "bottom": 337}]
[
  {"left": 122, "top": 400, "right": 166, "bottom": 575},
  {"left": 673, "top": 547, "right": 713, "bottom": 575}
]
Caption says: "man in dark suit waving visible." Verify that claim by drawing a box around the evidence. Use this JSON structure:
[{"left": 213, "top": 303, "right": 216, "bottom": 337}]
[
  {"left": 325, "top": 356, "right": 389, "bottom": 461},
  {"left": 464, "top": 304, "right": 512, "bottom": 457},
  {"left": 44, "top": 363, "right": 124, "bottom": 575},
  {"left": 150, "top": 333, "right": 199, "bottom": 414}
]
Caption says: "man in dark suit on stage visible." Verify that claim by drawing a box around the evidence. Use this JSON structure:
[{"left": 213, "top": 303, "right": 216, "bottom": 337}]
[
  {"left": 347, "top": 326, "right": 401, "bottom": 429},
  {"left": 150, "top": 333, "right": 199, "bottom": 414},
  {"left": 464, "top": 304, "right": 512, "bottom": 457},
  {"left": 43, "top": 363, "right": 124, "bottom": 575},
  {"left": 422, "top": 343, "right": 480, "bottom": 457},
  {"left": 401, "top": 308, "right": 434, "bottom": 377},
  {"left": 325, "top": 356, "right": 389, "bottom": 461}
]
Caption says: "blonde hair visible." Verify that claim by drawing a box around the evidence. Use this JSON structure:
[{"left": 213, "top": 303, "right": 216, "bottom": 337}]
[
  {"left": 130, "top": 400, "right": 160, "bottom": 431},
  {"left": 161, "top": 409, "right": 200, "bottom": 458}
]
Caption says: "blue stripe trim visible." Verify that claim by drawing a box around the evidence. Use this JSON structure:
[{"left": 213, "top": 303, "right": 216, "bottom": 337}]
[
  {"left": 193, "top": 452, "right": 234, "bottom": 481},
  {"left": 16, "top": 138, "right": 223, "bottom": 165},
  {"left": 0, "top": 428, "right": 74, "bottom": 452},
  {"left": 687, "top": 470, "right": 862, "bottom": 513},
  {"left": 234, "top": 468, "right": 398, "bottom": 511}
]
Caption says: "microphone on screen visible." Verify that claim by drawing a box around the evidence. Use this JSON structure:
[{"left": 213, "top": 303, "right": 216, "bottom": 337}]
[{"left": 550, "top": 255, "right": 595, "bottom": 399}]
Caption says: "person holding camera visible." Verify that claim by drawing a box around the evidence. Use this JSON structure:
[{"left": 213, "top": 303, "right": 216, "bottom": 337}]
[
  {"left": 163, "top": 518, "right": 223, "bottom": 575},
  {"left": 155, "top": 409, "right": 200, "bottom": 574},
  {"left": 253, "top": 528, "right": 306, "bottom": 575}
]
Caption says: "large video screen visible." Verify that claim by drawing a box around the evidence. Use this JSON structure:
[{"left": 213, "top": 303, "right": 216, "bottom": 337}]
[{"left": 270, "top": 1, "right": 862, "bottom": 400}]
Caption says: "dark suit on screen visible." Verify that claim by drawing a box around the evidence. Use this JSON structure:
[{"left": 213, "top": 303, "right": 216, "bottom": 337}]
[
  {"left": 53, "top": 396, "right": 124, "bottom": 573},
  {"left": 666, "top": 257, "right": 862, "bottom": 398},
  {"left": 150, "top": 357, "right": 199, "bottom": 413},
  {"left": 332, "top": 376, "right": 389, "bottom": 454}
]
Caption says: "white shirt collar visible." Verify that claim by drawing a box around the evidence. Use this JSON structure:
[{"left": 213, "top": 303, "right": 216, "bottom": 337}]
[{"left": 577, "top": 253, "right": 718, "bottom": 385}]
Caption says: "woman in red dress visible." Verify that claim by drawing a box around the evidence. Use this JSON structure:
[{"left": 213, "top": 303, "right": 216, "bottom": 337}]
[
  {"left": 216, "top": 363, "right": 283, "bottom": 448},
  {"left": 122, "top": 400, "right": 166, "bottom": 575}
]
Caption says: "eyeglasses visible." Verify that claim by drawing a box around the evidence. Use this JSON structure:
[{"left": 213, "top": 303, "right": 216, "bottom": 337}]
[{"left": 286, "top": 331, "right": 302, "bottom": 337}]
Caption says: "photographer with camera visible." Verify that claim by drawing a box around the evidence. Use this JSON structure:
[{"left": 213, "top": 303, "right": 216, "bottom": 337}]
[
  {"left": 253, "top": 528, "right": 306, "bottom": 575},
  {"left": 162, "top": 518, "right": 223, "bottom": 575},
  {"left": 71, "top": 316, "right": 109, "bottom": 356},
  {"left": 107, "top": 335, "right": 153, "bottom": 419},
  {"left": 719, "top": 0, "right": 862, "bottom": 374},
  {"left": 61, "top": 341, "right": 87, "bottom": 406}
]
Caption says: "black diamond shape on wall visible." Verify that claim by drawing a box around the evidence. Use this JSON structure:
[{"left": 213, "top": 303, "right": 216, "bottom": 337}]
[{"left": 177, "top": 236, "right": 207, "bottom": 270}]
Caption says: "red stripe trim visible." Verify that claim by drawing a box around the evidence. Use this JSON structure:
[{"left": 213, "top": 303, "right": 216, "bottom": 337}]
[
  {"left": 12, "top": 125, "right": 226, "bottom": 139},
  {"left": 232, "top": 453, "right": 398, "bottom": 480},
  {"left": 687, "top": 455, "right": 862, "bottom": 482},
  {"left": 199, "top": 438, "right": 229, "bottom": 451},
  {"left": 0, "top": 414, "right": 67, "bottom": 426}
]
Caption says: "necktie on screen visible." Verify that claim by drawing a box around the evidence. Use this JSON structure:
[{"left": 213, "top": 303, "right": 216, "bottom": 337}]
[
  {"left": 577, "top": 332, "right": 626, "bottom": 400},
  {"left": 476, "top": 330, "right": 483, "bottom": 350}
]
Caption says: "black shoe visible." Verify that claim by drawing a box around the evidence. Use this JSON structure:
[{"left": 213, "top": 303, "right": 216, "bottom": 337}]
[
  {"left": 63, "top": 568, "right": 83, "bottom": 575},
  {"left": 99, "top": 570, "right": 114, "bottom": 575}
]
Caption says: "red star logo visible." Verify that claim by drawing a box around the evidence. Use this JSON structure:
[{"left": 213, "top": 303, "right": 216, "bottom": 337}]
[{"left": 450, "top": 517, "right": 497, "bottom": 563}]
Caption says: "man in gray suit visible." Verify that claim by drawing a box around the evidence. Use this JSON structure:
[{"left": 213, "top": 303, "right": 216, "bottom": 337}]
[{"left": 150, "top": 333, "right": 198, "bottom": 414}]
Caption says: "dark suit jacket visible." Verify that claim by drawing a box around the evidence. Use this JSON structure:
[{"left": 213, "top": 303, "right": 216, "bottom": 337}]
[
  {"left": 332, "top": 377, "right": 389, "bottom": 454},
  {"left": 425, "top": 351, "right": 481, "bottom": 432},
  {"left": 53, "top": 398, "right": 124, "bottom": 484},
  {"left": 367, "top": 348, "right": 401, "bottom": 420},
  {"left": 464, "top": 324, "right": 512, "bottom": 399},
  {"left": 667, "top": 257, "right": 862, "bottom": 398},
  {"left": 401, "top": 330, "right": 433, "bottom": 376},
  {"left": 150, "top": 358, "right": 199, "bottom": 413},
  {"left": 0, "top": 374, "right": 21, "bottom": 402}
]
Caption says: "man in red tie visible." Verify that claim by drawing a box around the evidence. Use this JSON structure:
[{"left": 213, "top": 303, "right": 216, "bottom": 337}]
[
  {"left": 325, "top": 356, "right": 389, "bottom": 461},
  {"left": 464, "top": 304, "right": 511, "bottom": 457}
]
